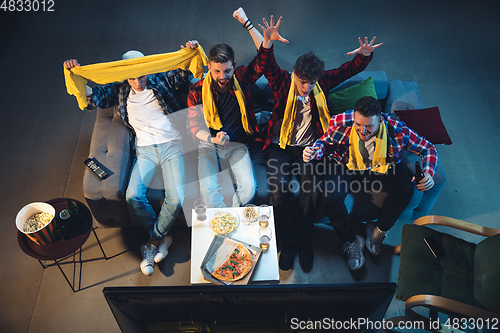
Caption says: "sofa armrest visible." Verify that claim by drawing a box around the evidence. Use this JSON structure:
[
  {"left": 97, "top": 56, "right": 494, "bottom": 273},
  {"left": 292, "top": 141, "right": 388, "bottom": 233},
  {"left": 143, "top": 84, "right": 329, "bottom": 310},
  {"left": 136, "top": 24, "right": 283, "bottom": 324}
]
[
  {"left": 385, "top": 80, "right": 424, "bottom": 114},
  {"left": 398, "top": 150, "right": 446, "bottom": 220},
  {"left": 83, "top": 107, "right": 134, "bottom": 227}
]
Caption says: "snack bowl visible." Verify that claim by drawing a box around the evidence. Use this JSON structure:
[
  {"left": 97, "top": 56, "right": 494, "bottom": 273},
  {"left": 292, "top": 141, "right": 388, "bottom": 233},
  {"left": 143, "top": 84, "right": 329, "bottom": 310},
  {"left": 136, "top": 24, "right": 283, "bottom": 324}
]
[
  {"left": 16, "top": 202, "right": 57, "bottom": 245},
  {"left": 241, "top": 204, "right": 259, "bottom": 224},
  {"left": 209, "top": 210, "right": 240, "bottom": 235}
]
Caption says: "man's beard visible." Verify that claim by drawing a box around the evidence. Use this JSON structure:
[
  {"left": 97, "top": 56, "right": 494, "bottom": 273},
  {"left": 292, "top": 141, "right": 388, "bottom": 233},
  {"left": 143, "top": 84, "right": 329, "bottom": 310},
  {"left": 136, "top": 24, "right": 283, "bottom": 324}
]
[{"left": 211, "top": 76, "right": 234, "bottom": 94}]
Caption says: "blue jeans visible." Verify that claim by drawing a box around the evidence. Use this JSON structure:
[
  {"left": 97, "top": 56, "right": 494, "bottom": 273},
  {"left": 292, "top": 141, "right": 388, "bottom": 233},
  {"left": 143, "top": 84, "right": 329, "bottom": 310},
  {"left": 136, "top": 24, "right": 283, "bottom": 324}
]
[
  {"left": 198, "top": 141, "right": 256, "bottom": 207},
  {"left": 126, "top": 140, "right": 185, "bottom": 241}
]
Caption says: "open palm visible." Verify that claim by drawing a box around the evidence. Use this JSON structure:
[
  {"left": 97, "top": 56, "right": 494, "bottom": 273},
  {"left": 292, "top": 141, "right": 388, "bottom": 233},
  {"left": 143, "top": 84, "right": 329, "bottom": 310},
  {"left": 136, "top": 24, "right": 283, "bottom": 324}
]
[
  {"left": 347, "top": 37, "right": 383, "bottom": 56},
  {"left": 258, "top": 15, "right": 289, "bottom": 44}
]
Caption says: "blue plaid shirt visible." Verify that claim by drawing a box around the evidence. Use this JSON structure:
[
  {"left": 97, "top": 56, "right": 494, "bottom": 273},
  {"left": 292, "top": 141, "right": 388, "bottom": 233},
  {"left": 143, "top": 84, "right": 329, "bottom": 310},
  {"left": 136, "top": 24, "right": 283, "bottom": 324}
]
[{"left": 87, "top": 69, "right": 191, "bottom": 133}]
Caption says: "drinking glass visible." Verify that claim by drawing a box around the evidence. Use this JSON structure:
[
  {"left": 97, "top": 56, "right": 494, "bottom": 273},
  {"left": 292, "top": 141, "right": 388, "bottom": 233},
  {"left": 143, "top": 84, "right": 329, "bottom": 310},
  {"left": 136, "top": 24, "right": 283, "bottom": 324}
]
[
  {"left": 259, "top": 204, "right": 271, "bottom": 218},
  {"left": 194, "top": 199, "right": 207, "bottom": 221},
  {"left": 259, "top": 227, "right": 273, "bottom": 252}
]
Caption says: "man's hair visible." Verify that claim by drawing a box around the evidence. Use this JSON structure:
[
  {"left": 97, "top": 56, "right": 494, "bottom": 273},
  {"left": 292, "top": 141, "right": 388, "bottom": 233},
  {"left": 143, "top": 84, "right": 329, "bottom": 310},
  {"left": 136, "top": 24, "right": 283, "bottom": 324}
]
[
  {"left": 293, "top": 52, "right": 325, "bottom": 82},
  {"left": 208, "top": 44, "right": 235, "bottom": 64},
  {"left": 354, "top": 96, "right": 382, "bottom": 117}
]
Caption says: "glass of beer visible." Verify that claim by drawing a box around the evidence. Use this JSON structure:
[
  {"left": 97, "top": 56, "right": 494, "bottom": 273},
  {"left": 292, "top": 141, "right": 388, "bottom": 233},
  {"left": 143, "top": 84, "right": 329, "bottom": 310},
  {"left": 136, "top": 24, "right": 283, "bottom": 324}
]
[
  {"left": 259, "top": 227, "right": 273, "bottom": 252},
  {"left": 194, "top": 198, "right": 207, "bottom": 221},
  {"left": 258, "top": 214, "right": 269, "bottom": 228}
]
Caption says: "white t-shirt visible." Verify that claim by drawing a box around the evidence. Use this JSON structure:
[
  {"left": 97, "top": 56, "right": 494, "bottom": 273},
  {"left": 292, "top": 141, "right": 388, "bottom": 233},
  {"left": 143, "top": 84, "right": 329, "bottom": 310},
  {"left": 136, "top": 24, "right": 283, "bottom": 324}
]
[{"left": 127, "top": 87, "right": 181, "bottom": 146}]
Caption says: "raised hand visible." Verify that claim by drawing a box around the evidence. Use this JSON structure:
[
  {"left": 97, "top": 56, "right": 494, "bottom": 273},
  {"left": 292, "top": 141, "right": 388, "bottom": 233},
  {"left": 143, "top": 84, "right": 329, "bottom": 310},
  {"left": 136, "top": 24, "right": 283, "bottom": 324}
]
[
  {"left": 258, "top": 15, "right": 289, "bottom": 45},
  {"left": 233, "top": 7, "right": 249, "bottom": 25},
  {"left": 347, "top": 37, "right": 383, "bottom": 56},
  {"left": 181, "top": 40, "right": 199, "bottom": 50},
  {"left": 63, "top": 59, "right": 80, "bottom": 69}
]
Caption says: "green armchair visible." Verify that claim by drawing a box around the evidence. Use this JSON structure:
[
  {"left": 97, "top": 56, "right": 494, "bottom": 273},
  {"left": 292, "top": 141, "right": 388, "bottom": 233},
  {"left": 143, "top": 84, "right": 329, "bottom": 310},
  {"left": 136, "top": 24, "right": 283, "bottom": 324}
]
[{"left": 392, "top": 216, "right": 500, "bottom": 331}]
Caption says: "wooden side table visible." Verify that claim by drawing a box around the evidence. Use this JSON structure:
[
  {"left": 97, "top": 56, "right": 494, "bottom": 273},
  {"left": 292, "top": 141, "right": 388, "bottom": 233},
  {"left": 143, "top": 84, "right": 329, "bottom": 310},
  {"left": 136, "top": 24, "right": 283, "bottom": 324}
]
[{"left": 18, "top": 198, "right": 107, "bottom": 292}]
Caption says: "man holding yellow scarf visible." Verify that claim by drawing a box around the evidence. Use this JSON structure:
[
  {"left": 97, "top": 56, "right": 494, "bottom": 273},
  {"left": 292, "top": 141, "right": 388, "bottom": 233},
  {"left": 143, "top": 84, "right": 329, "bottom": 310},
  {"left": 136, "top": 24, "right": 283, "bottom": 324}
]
[
  {"left": 257, "top": 16, "right": 380, "bottom": 272},
  {"left": 63, "top": 41, "right": 200, "bottom": 276},
  {"left": 187, "top": 41, "right": 267, "bottom": 208},
  {"left": 303, "top": 96, "right": 437, "bottom": 271}
]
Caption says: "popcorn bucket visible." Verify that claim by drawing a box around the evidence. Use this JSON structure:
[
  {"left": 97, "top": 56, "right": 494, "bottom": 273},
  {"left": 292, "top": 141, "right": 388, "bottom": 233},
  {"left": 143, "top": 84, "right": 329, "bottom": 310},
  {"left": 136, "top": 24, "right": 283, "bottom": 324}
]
[{"left": 16, "top": 202, "right": 57, "bottom": 245}]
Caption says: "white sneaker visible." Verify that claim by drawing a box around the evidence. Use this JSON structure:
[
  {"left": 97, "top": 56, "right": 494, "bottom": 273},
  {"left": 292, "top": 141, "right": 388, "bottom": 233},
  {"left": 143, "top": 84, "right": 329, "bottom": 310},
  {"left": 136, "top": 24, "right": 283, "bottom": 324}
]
[
  {"left": 366, "top": 222, "right": 387, "bottom": 256},
  {"left": 343, "top": 235, "right": 365, "bottom": 271},
  {"left": 140, "top": 243, "right": 158, "bottom": 276},
  {"left": 154, "top": 235, "right": 173, "bottom": 263}
]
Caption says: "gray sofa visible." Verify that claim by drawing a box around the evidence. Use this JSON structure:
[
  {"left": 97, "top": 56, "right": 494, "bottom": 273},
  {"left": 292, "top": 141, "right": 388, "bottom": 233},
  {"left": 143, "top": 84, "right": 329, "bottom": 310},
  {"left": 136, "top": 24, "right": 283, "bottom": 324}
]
[{"left": 83, "top": 71, "right": 446, "bottom": 228}]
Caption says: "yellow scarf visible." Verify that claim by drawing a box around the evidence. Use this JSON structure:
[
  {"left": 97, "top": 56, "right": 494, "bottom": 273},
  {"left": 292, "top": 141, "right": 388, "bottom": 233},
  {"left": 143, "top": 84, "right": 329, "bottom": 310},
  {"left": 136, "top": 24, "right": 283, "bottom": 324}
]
[
  {"left": 64, "top": 46, "right": 208, "bottom": 110},
  {"left": 347, "top": 119, "right": 389, "bottom": 174},
  {"left": 201, "top": 73, "right": 254, "bottom": 135},
  {"left": 279, "top": 72, "right": 330, "bottom": 149}
]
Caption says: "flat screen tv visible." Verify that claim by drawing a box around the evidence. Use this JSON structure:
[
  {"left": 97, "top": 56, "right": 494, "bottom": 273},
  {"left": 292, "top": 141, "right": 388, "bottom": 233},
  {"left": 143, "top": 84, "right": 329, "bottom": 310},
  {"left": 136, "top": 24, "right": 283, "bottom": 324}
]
[{"left": 103, "top": 283, "right": 396, "bottom": 332}]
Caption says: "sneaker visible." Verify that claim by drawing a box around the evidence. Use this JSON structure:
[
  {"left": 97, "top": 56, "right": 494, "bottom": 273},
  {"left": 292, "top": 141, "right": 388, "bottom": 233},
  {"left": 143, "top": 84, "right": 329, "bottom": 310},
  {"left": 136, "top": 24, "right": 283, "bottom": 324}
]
[
  {"left": 279, "top": 246, "right": 297, "bottom": 271},
  {"left": 342, "top": 235, "right": 365, "bottom": 271},
  {"left": 154, "top": 235, "right": 173, "bottom": 263},
  {"left": 140, "top": 243, "right": 158, "bottom": 276},
  {"left": 365, "top": 222, "right": 387, "bottom": 256},
  {"left": 298, "top": 242, "right": 314, "bottom": 273}
]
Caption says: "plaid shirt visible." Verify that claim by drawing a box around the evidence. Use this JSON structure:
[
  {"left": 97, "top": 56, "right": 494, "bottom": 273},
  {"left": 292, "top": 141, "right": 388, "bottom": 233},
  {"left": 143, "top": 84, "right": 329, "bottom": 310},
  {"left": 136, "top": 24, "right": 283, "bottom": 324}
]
[
  {"left": 256, "top": 45, "right": 373, "bottom": 150},
  {"left": 313, "top": 111, "right": 439, "bottom": 176},
  {"left": 88, "top": 69, "right": 191, "bottom": 133},
  {"left": 187, "top": 58, "right": 262, "bottom": 142}
]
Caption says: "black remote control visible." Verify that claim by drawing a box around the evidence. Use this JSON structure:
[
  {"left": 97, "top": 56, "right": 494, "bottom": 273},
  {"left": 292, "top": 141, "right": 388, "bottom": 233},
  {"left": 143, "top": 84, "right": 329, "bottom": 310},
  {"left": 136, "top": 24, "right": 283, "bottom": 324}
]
[{"left": 84, "top": 157, "right": 108, "bottom": 179}]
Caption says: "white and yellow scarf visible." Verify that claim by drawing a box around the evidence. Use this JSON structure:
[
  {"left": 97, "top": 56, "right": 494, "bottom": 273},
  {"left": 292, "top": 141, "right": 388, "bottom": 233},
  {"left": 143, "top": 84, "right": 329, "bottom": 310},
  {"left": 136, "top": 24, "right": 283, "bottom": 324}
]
[
  {"left": 201, "top": 73, "right": 254, "bottom": 135},
  {"left": 64, "top": 46, "right": 208, "bottom": 110},
  {"left": 347, "top": 119, "right": 389, "bottom": 174},
  {"left": 279, "top": 72, "right": 330, "bottom": 148}
]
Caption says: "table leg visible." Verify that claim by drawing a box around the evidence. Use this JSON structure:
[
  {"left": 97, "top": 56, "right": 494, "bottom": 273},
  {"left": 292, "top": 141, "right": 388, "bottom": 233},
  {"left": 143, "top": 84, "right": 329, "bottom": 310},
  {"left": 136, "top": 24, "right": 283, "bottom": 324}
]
[
  {"left": 54, "top": 259, "right": 76, "bottom": 293},
  {"left": 92, "top": 227, "right": 107, "bottom": 260}
]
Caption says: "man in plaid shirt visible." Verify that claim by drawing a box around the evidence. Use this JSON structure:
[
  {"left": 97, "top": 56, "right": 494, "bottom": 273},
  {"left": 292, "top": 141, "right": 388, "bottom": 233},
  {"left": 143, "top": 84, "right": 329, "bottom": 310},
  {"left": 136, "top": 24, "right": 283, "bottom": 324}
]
[
  {"left": 63, "top": 41, "right": 198, "bottom": 277},
  {"left": 257, "top": 16, "right": 381, "bottom": 272},
  {"left": 187, "top": 14, "right": 289, "bottom": 208},
  {"left": 303, "top": 96, "right": 438, "bottom": 271}
]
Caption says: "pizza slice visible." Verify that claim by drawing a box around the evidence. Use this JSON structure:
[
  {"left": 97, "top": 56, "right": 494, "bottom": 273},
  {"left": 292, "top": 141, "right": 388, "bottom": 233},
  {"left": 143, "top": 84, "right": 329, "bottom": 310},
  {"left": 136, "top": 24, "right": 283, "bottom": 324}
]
[{"left": 212, "top": 243, "right": 254, "bottom": 282}]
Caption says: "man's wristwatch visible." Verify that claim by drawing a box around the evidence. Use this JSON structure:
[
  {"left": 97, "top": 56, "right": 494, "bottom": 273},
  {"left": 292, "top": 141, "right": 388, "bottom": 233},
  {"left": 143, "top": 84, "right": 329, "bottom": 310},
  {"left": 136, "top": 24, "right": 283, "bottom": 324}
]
[{"left": 207, "top": 133, "right": 212, "bottom": 143}]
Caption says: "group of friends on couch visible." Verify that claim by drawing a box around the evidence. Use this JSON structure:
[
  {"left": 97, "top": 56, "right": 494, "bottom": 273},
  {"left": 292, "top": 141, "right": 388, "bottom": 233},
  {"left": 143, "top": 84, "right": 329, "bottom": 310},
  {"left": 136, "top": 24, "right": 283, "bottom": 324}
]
[{"left": 63, "top": 8, "right": 438, "bottom": 276}]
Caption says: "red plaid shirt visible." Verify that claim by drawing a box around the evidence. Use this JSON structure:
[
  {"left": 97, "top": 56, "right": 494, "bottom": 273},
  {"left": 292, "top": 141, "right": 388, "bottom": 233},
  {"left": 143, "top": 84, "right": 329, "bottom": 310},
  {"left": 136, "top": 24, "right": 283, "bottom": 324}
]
[
  {"left": 313, "top": 111, "right": 439, "bottom": 176},
  {"left": 187, "top": 57, "right": 263, "bottom": 142},
  {"left": 256, "top": 45, "right": 373, "bottom": 150}
]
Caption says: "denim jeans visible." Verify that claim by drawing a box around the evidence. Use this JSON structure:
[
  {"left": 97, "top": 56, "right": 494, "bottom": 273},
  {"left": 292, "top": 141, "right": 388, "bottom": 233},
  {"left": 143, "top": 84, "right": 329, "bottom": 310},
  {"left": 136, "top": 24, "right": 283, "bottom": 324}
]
[
  {"left": 198, "top": 141, "right": 256, "bottom": 207},
  {"left": 126, "top": 140, "right": 185, "bottom": 241}
]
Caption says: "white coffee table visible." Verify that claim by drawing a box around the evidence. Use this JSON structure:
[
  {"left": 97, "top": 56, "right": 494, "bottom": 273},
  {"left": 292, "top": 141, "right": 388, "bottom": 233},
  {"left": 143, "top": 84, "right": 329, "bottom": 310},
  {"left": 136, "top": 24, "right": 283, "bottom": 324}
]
[{"left": 190, "top": 207, "right": 280, "bottom": 285}]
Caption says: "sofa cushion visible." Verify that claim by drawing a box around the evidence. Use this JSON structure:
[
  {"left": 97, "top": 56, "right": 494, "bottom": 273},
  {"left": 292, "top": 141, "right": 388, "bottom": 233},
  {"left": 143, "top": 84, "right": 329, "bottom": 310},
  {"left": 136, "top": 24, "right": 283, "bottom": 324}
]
[
  {"left": 330, "top": 71, "right": 388, "bottom": 100},
  {"left": 396, "top": 224, "right": 476, "bottom": 306},
  {"left": 474, "top": 233, "right": 500, "bottom": 312},
  {"left": 394, "top": 107, "right": 452, "bottom": 145},
  {"left": 328, "top": 76, "right": 377, "bottom": 115}
]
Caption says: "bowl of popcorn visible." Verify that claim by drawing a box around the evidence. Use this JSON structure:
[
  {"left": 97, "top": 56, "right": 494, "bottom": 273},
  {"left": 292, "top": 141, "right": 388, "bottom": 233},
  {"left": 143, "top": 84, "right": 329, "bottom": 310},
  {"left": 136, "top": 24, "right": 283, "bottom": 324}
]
[
  {"left": 242, "top": 204, "right": 259, "bottom": 224},
  {"left": 16, "top": 202, "right": 57, "bottom": 245},
  {"left": 209, "top": 211, "right": 240, "bottom": 235}
]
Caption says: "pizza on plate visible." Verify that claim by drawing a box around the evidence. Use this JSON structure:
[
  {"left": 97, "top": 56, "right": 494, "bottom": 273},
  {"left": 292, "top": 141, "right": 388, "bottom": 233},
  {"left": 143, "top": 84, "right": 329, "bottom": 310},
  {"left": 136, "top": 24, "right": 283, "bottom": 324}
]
[{"left": 212, "top": 243, "right": 254, "bottom": 282}]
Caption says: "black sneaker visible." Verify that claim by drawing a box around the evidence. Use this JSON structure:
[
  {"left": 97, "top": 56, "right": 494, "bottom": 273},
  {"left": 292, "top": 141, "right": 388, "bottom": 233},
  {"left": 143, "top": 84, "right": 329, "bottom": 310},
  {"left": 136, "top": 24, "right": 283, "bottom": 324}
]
[
  {"left": 279, "top": 246, "right": 297, "bottom": 271},
  {"left": 298, "top": 242, "right": 314, "bottom": 272}
]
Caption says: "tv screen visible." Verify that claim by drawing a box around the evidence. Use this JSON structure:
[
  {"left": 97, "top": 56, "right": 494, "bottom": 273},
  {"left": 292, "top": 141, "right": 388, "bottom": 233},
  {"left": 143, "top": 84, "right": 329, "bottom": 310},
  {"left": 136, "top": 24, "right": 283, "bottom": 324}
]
[{"left": 104, "top": 283, "right": 396, "bottom": 332}]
